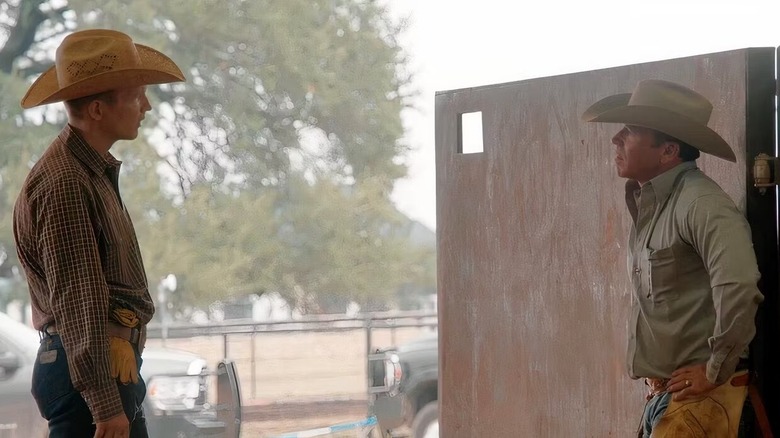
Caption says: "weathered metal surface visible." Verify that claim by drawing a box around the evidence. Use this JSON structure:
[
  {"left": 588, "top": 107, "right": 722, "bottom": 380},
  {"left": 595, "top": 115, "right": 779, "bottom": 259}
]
[
  {"left": 435, "top": 48, "right": 775, "bottom": 437},
  {"left": 746, "top": 48, "right": 780, "bottom": 433}
]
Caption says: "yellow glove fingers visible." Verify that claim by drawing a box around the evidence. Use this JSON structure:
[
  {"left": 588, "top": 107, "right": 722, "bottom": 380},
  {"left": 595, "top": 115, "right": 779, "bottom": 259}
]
[
  {"left": 111, "top": 308, "right": 139, "bottom": 328},
  {"left": 109, "top": 308, "right": 140, "bottom": 384},
  {"left": 109, "top": 336, "right": 139, "bottom": 385}
]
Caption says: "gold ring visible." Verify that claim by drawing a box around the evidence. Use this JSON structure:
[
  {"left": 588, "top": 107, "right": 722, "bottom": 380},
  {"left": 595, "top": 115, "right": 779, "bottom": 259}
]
[{"left": 685, "top": 380, "right": 691, "bottom": 387}]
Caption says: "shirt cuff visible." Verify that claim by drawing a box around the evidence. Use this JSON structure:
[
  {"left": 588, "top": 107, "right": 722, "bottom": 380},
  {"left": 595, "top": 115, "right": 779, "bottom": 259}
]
[
  {"left": 706, "top": 354, "right": 739, "bottom": 386},
  {"left": 81, "top": 380, "right": 123, "bottom": 423}
]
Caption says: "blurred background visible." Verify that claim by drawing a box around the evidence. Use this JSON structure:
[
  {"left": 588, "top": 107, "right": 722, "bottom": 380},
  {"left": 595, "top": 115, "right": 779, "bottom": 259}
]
[{"left": 2, "top": 1, "right": 780, "bottom": 437}]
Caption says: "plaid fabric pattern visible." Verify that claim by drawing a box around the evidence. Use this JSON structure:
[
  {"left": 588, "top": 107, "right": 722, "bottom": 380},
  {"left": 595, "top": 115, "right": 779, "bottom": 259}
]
[{"left": 13, "top": 125, "right": 154, "bottom": 422}]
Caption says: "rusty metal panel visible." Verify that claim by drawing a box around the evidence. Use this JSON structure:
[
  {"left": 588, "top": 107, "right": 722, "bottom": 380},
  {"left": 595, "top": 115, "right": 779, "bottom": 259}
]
[{"left": 435, "top": 48, "right": 773, "bottom": 437}]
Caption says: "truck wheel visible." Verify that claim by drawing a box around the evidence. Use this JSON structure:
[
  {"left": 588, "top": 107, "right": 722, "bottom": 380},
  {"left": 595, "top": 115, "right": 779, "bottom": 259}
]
[{"left": 411, "top": 401, "right": 438, "bottom": 438}]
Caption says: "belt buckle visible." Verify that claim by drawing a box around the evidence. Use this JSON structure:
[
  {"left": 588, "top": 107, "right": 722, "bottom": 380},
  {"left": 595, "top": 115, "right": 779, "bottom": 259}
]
[
  {"left": 645, "top": 378, "right": 670, "bottom": 400},
  {"left": 129, "top": 327, "right": 140, "bottom": 344}
]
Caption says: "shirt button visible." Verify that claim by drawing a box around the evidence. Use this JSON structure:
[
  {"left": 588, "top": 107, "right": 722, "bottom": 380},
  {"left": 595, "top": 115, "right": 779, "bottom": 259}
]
[{"left": 633, "top": 267, "right": 641, "bottom": 274}]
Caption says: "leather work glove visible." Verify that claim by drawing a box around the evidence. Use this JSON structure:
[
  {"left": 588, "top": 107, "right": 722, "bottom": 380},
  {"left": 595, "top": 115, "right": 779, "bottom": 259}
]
[
  {"left": 112, "top": 308, "right": 139, "bottom": 328},
  {"left": 109, "top": 308, "right": 140, "bottom": 385},
  {"left": 109, "top": 336, "right": 138, "bottom": 384}
]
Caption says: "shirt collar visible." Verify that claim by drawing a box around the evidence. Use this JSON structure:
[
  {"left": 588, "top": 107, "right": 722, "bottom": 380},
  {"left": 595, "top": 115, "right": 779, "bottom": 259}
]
[
  {"left": 645, "top": 161, "right": 697, "bottom": 204},
  {"left": 624, "top": 162, "right": 697, "bottom": 223},
  {"left": 59, "top": 124, "right": 121, "bottom": 175}
]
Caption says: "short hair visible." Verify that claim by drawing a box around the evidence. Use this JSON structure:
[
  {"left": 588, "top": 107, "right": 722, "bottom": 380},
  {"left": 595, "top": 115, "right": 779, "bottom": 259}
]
[
  {"left": 653, "top": 131, "right": 700, "bottom": 162},
  {"left": 64, "top": 90, "right": 117, "bottom": 118}
]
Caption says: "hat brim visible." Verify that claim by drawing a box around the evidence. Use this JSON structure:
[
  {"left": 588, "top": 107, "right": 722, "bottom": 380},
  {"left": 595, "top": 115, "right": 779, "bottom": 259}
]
[
  {"left": 21, "top": 44, "right": 185, "bottom": 109},
  {"left": 582, "top": 94, "right": 737, "bottom": 162}
]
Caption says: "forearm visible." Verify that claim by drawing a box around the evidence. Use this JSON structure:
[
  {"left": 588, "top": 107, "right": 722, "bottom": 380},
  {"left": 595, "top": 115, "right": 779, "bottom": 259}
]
[
  {"left": 705, "top": 281, "right": 760, "bottom": 384},
  {"left": 52, "top": 288, "right": 123, "bottom": 421},
  {"left": 685, "top": 195, "right": 763, "bottom": 384}
]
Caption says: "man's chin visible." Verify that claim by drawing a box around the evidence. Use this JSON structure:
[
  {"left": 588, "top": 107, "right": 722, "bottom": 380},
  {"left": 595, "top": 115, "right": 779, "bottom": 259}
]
[{"left": 122, "top": 131, "right": 140, "bottom": 141}]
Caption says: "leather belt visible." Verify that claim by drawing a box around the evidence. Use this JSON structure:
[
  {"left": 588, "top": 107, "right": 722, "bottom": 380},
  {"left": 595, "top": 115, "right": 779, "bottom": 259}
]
[
  {"left": 45, "top": 321, "right": 145, "bottom": 347},
  {"left": 644, "top": 377, "right": 670, "bottom": 400}
]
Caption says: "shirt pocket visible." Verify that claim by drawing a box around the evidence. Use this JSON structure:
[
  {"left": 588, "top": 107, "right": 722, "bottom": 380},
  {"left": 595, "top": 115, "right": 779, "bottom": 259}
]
[{"left": 646, "top": 246, "right": 679, "bottom": 303}]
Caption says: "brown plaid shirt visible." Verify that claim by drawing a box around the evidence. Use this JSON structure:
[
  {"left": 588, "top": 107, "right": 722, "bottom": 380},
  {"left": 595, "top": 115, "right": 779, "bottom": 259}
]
[{"left": 13, "top": 125, "right": 155, "bottom": 422}]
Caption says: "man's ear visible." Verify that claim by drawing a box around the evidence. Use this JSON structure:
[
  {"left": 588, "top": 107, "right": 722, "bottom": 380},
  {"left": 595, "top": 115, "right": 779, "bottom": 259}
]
[
  {"left": 660, "top": 141, "right": 680, "bottom": 164},
  {"left": 86, "top": 99, "right": 105, "bottom": 121}
]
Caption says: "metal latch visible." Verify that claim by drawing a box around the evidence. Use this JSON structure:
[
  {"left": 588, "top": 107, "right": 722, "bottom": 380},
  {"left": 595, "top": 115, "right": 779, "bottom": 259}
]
[{"left": 753, "top": 153, "right": 779, "bottom": 194}]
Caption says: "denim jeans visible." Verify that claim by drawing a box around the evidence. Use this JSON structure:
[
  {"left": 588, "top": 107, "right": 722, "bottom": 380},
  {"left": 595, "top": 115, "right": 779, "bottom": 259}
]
[
  {"left": 642, "top": 392, "right": 672, "bottom": 436},
  {"left": 31, "top": 333, "right": 148, "bottom": 438}
]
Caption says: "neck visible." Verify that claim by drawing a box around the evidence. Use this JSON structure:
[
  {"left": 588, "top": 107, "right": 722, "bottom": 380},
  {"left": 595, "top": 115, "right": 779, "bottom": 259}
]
[
  {"left": 68, "top": 121, "right": 114, "bottom": 156},
  {"left": 637, "top": 160, "right": 684, "bottom": 186}
]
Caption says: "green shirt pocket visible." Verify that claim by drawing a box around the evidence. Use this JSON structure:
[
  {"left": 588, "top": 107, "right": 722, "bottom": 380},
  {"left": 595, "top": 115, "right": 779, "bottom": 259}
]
[{"left": 647, "top": 247, "right": 679, "bottom": 303}]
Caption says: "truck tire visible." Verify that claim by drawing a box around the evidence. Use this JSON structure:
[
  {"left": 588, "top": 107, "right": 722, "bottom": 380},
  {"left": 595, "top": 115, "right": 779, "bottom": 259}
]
[{"left": 411, "top": 401, "right": 438, "bottom": 438}]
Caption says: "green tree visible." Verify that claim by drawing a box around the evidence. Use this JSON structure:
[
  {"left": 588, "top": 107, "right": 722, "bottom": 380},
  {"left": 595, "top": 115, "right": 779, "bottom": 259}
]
[
  {"left": 280, "top": 174, "right": 434, "bottom": 312},
  {"left": 0, "top": 0, "right": 434, "bottom": 314},
  {"left": 0, "top": 65, "right": 60, "bottom": 310}
]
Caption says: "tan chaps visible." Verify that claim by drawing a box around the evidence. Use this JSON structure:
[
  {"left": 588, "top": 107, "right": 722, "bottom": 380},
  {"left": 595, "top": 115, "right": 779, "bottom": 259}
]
[{"left": 651, "top": 371, "right": 748, "bottom": 438}]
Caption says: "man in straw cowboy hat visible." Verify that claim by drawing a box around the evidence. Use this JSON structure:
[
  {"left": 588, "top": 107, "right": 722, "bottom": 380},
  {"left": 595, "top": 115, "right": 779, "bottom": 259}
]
[
  {"left": 582, "top": 80, "right": 763, "bottom": 437},
  {"left": 13, "top": 29, "right": 184, "bottom": 437}
]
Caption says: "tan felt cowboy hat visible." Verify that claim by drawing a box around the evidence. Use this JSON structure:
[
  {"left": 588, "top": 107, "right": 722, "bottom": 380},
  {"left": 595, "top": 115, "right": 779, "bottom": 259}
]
[
  {"left": 581, "top": 79, "right": 736, "bottom": 162},
  {"left": 21, "top": 29, "right": 185, "bottom": 109}
]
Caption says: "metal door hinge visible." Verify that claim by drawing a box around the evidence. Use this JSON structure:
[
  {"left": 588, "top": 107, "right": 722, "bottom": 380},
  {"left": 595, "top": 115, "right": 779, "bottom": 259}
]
[{"left": 753, "top": 153, "right": 779, "bottom": 194}]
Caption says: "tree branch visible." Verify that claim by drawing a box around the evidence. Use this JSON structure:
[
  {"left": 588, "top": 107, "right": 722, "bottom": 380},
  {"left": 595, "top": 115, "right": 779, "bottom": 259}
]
[
  {"left": 16, "top": 59, "right": 51, "bottom": 77},
  {"left": 0, "top": 0, "right": 47, "bottom": 74}
]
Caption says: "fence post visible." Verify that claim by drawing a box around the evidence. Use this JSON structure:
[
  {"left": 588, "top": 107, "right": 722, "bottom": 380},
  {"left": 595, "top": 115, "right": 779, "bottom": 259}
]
[
  {"left": 251, "top": 331, "right": 256, "bottom": 399},
  {"left": 223, "top": 333, "right": 228, "bottom": 360},
  {"left": 365, "top": 316, "right": 372, "bottom": 398}
]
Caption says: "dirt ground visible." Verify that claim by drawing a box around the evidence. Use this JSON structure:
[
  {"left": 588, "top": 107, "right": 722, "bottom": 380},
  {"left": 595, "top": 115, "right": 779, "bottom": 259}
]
[
  {"left": 144, "top": 326, "right": 433, "bottom": 437},
  {"left": 240, "top": 401, "right": 368, "bottom": 437}
]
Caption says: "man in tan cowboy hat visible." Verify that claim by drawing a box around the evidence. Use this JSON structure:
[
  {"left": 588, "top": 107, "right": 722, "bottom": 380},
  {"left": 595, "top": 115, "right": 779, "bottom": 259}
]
[
  {"left": 582, "top": 79, "right": 763, "bottom": 437},
  {"left": 13, "top": 29, "right": 184, "bottom": 438}
]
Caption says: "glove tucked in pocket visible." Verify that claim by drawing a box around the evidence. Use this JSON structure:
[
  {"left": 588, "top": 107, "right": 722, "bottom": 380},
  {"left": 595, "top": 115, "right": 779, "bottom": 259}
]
[
  {"left": 112, "top": 308, "right": 139, "bottom": 328},
  {"left": 109, "top": 307, "right": 140, "bottom": 385},
  {"left": 109, "top": 336, "right": 138, "bottom": 385}
]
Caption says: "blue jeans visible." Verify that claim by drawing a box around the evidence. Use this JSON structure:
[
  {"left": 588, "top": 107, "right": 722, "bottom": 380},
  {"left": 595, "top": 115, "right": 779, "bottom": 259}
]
[
  {"left": 642, "top": 392, "right": 672, "bottom": 436},
  {"left": 31, "top": 333, "right": 148, "bottom": 438}
]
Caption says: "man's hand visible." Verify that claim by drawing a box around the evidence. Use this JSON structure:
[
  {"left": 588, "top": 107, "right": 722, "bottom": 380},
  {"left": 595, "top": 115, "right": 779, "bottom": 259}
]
[
  {"left": 667, "top": 363, "right": 717, "bottom": 401},
  {"left": 94, "top": 412, "right": 129, "bottom": 438}
]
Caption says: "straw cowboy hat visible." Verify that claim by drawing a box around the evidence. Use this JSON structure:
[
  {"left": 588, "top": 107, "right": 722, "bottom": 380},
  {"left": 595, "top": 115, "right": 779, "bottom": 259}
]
[
  {"left": 21, "top": 29, "right": 185, "bottom": 109},
  {"left": 581, "top": 79, "right": 736, "bottom": 162}
]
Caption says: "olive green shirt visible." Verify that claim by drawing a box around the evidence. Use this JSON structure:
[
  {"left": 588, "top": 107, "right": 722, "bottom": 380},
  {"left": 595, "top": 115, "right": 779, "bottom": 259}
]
[{"left": 625, "top": 161, "right": 763, "bottom": 385}]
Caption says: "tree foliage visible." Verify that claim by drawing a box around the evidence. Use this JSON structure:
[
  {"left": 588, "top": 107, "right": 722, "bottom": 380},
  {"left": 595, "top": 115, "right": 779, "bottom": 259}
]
[{"left": 0, "top": 0, "right": 435, "bottom": 315}]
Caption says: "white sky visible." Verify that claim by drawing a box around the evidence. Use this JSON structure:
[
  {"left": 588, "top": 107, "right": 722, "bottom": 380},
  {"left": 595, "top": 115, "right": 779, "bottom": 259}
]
[{"left": 389, "top": 0, "right": 780, "bottom": 230}]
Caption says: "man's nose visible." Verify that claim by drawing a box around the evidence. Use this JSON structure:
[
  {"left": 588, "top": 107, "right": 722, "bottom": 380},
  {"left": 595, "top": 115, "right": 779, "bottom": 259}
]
[
  {"left": 611, "top": 128, "right": 627, "bottom": 146},
  {"left": 141, "top": 94, "right": 152, "bottom": 112}
]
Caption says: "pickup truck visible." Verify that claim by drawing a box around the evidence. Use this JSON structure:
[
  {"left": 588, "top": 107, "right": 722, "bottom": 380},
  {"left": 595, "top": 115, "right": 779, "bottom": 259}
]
[
  {"left": 370, "top": 334, "right": 438, "bottom": 438},
  {"left": 0, "top": 311, "right": 237, "bottom": 437}
]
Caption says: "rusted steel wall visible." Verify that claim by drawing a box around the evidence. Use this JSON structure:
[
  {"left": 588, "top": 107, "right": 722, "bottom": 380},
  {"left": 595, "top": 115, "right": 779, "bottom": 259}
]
[{"left": 435, "top": 49, "right": 768, "bottom": 437}]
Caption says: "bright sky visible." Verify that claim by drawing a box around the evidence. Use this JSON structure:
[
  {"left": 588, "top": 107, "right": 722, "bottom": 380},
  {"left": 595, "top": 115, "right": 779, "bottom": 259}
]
[{"left": 389, "top": 0, "right": 780, "bottom": 231}]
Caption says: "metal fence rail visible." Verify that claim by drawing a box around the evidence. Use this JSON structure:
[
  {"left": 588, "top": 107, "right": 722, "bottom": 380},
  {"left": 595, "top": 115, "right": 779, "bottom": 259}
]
[
  {"left": 144, "top": 311, "right": 438, "bottom": 402},
  {"left": 147, "top": 311, "right": 437, "bottom": 338}
]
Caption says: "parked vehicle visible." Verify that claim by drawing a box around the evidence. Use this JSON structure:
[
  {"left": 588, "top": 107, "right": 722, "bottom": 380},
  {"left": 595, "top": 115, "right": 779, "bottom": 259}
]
[
  {"left": 370, "top": 334, "right": 438, "bottom": 438},
  {"left": 0, "top": 312, "right": 235, "bottom": 437}
]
